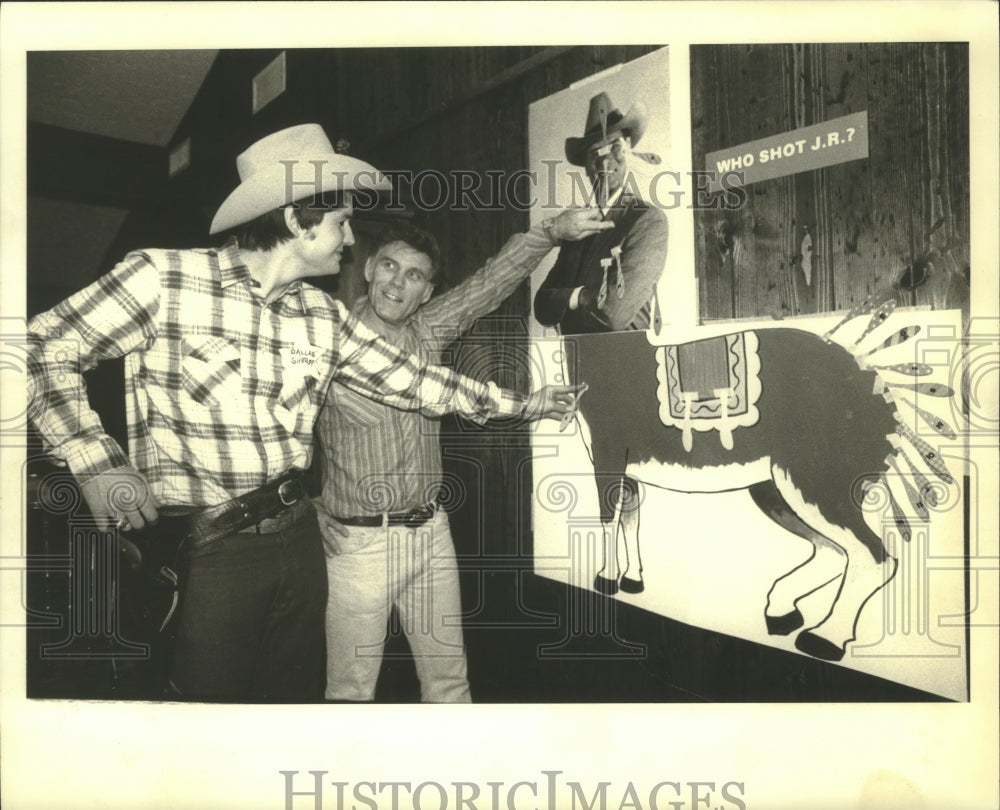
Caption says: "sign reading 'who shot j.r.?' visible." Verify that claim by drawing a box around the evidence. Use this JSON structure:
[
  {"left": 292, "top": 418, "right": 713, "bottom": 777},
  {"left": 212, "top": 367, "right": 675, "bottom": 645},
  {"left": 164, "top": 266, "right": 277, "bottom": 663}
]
[{"left": 704, "top": 111, "right": 868, "bottom": 190}]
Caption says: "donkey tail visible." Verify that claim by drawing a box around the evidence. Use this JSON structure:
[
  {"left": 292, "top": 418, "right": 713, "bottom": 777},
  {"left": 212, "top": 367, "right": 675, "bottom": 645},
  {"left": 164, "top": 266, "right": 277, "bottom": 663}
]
[{"left": 833, "top": 297, "right": 962, "bottom": 542}]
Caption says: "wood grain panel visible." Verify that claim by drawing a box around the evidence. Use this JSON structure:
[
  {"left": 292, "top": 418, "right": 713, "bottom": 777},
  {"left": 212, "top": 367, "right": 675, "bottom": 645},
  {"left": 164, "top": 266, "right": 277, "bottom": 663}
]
[
  {"left": 819, "top": 43, "right": 875, "bottom": 312},
  {"left": 691, "top": 42, "right": 969, "bottom": 322},
  {"left": 745, "top": 46, "right": 796, "bottom": 320}
]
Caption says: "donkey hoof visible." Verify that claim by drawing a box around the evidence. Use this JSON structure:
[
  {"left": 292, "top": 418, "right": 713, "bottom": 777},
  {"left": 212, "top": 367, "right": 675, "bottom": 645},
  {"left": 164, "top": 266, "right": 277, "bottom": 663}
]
[
  {"left": 593, "top": 574, "right": 619, "bottom": 596},
  {"left": 765, "top": 609, "right": 804, "bottom": 636},
  {"left": 619, "top": 576, "right": 644, "bottom": 594},
  {"left": 795, "top": 630, "right": 845, "bottom": 662}
]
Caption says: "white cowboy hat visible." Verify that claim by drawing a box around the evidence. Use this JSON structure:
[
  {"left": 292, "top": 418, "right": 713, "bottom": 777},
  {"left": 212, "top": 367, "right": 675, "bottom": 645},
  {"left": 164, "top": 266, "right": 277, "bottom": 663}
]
[{"left": 210, "top": 123, "right": 390, "bottom": 234}]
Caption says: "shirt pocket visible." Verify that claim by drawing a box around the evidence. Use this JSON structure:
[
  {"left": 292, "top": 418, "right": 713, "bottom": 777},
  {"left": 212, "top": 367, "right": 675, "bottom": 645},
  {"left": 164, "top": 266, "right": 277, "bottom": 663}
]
[
  {"left": 277, "top": 374, "right": 318, "bottom": 413},
  {"left": 273, "top": 375, "right": 320, "bottom": 434},
  {"left": 273, "top": 345, "right": 334, "bottom": 434},
  {"left": 333, "top": 383, "right": 389, "bottom": 428},
  {"left": 180, "top": 335, "right": 242, "bottom": 409}
]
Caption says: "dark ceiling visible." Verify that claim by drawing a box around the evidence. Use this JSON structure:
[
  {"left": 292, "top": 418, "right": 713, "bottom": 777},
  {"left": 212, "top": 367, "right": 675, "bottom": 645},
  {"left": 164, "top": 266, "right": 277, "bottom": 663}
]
[
  {"left": 28, "top": 50, "right": 218, "bottom": 147},
  {"left": 27, "top": 50, "right": 218, "bottom": 304}
]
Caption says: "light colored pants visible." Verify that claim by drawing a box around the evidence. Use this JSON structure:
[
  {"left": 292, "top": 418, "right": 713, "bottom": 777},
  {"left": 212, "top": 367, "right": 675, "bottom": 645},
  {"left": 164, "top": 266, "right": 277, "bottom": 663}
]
[{"left": 324, "top": 508, "right": 470, "bottom": 702}]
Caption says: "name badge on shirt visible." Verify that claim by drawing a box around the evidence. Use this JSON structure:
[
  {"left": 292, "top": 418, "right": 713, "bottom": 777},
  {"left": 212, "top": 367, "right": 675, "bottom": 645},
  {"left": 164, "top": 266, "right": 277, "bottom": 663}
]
[{"left": 280, "top": 344, "right": 323, "bottom": 379}]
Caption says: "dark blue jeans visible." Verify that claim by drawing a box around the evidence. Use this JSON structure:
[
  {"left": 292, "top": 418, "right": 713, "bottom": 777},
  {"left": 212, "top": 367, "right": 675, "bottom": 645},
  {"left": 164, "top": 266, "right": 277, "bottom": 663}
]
[{"left": 168, "top": 505, "right": 327, "bottom": 702}]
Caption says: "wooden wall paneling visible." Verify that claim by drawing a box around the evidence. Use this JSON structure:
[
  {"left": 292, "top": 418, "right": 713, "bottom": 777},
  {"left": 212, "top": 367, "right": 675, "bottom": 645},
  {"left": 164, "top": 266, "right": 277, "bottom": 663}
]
[
  {"left": 817, "top": 43, "right": 876, "bottom": 313},
  {"left": 931, "top": 44, "right": 963, "bottom": 259},
  {"left": 735, "top": 47, "right": 765, "bottom": 318},
  {"left": 704, "top": 46, "right": 737, "bottom": 320},
  {"left": 485, "top": 80, "right": 534, "bottom": 558},
  {"left": 690, "top": 42, "right": 969, "bottom": 322},
  {"left": 913, "top": 43, "right": 970, "bottom": 314},
  {"left": 789, "top": 43, "right": 833, "bottom": 317},
  {"left": 744, "top": 45, "right": 796, "bottom": 320},
  {"left": 866, "top": 43, "right": 925, "bottom": 302},
  {"left": 943, "top": 43, "right": 971, "bottom": 315},
  {"left": 897, "top": 42, "right": 938, "bottom": 310},
  {"left": 688, "top": 47, "right": 713, "bottom": 321},
  {"left": 806, "top": 43, "right": 835, "bottom": 313},
  {"left": 691, "top": 44, "right": 810, "bottom": 320},
  {"left": 691, "top": 46, "right": 751, "bottom": 320},
  {"left": 915, "top": 42, "right": 948, "bottom": 298},
  {"left": 774, "top": 44, "right": 803, "bottom": 319},
  {"left": 944, "top": 43, "right": 970, "bottom": 270},
  {"left": 361, "top": 50, "right": 413, "bottom": 152},
  {"left": 455, "top": 81, "right": 531, "bottom": 562},
  {"left": 365, "top": 54, "right": 518, "bottom": 562},
  {"left": 868, "top": 41, "right": 969, "bottom": 315},
  {"left": 783, "top": 45, "right": 812, "bottom": 317},
  {"left": 360, "top": 47, "right": 555, "bottom": 160}
]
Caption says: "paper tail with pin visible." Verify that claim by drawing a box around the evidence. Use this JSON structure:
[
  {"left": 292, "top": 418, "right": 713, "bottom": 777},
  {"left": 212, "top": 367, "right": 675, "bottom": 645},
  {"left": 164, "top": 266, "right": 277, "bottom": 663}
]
[{"left": 833, "top": 296, "right": 961, "bottom": 544}]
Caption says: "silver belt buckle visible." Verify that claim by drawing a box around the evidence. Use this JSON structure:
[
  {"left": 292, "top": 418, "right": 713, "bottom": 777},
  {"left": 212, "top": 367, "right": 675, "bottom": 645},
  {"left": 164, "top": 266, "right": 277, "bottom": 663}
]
[
  {"left": 278, "top": 478, "right": 301, "bottom": 507},
  {"left": 404, "top": 502, "right": 435, "bottom": 529}
]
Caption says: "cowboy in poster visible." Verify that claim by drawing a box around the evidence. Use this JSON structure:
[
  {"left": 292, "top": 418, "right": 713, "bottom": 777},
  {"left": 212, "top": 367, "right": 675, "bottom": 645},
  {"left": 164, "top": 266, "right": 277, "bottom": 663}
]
[{"left": 533, "top": 92, "right": 669, "bottom": 334}]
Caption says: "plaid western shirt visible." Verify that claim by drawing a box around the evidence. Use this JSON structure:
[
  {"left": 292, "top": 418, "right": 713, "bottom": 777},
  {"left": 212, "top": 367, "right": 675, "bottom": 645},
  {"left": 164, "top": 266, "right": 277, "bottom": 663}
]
[
  {"left": 316, "top": 225, "right": 554, "bottom": 516},
  {"left": 26, "top": 240, "right": 526, "bottom": 508}
]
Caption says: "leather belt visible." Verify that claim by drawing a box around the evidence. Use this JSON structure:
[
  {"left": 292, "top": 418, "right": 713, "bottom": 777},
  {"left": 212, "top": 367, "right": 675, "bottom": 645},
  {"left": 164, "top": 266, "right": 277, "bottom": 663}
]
[
  {"left": 176, "top": 471, "right": 307, "bottom": 548},
  {"left": 333, "top": 501, "right": 437, "bottom": 530},
  {"left": 234, "top": 498, "right": 311, "bottom": 536}
]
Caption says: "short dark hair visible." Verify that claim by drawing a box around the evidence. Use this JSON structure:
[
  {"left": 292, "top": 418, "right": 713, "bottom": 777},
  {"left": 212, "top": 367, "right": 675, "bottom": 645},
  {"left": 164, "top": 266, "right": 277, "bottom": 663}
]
[
  {"left": 369, "top": 221, "right": 442, "bottom": 284},
  {"left": 232, "top": 191, "right": 346, "bottom": 251}
]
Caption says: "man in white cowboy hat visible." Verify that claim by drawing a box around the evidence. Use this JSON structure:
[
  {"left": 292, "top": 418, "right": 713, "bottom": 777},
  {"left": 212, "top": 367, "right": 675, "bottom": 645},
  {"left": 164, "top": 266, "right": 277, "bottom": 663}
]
[
  {"left": 25, "top": 123, "right": 585, "bottom": 702},
  {"left": 314, "top": 207, "right": 610, "bottom": 703},
  {"left": 534, "top": 91, "right": 669, "bottom": 334}
]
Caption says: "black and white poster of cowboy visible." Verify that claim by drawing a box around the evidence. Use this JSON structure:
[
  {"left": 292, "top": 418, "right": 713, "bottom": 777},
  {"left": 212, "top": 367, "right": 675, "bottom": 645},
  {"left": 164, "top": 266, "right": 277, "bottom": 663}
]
[{"left": 532, "top": 88, "right": 669, "bottom": 335}]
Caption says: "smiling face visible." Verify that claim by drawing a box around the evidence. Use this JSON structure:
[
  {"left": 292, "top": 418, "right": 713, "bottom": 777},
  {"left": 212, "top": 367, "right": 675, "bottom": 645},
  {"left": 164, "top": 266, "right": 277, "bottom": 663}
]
[
  {"left": 364, "top": 240, "right": 435, "bottom": 326},
  {"left": 294, "top": 192, "right": 355, "bottom": 278}
]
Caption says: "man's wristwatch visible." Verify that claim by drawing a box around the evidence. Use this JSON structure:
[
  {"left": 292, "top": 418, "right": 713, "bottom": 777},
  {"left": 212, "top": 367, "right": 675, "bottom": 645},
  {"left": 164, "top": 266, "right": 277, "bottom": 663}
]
[{"left": 541, "top": 217, "right": 560, "bottom": 246}]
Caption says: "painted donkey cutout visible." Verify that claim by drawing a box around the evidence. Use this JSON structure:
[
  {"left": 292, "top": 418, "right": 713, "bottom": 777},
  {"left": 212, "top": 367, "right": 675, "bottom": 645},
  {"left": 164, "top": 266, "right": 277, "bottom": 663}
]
[{"left": 561, "top": 306, "right": 955, "bottom": 662}]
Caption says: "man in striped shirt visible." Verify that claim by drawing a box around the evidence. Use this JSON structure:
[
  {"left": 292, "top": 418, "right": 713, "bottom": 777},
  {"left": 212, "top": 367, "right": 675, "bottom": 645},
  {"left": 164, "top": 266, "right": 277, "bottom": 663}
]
[
  {"left": 25, "top": 124, "right": 585, "bottom": 701},
  {"left": 315, "top": 209, "right": 611, "bottom": 702}
]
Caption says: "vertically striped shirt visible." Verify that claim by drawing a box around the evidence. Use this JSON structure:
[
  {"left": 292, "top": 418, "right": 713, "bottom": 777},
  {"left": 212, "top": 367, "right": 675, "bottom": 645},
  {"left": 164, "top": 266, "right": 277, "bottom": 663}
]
[
  {"left": 316, "top": 225, "right": 554, "bottom": 517},
  {"left": 26, "top": 241, "right": 526, "bottom": 508}
]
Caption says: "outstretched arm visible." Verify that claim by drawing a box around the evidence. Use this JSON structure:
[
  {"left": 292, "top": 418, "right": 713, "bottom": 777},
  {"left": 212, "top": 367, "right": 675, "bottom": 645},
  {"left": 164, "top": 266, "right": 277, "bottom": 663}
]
[
  {"left": 422, "top": 208, "right": 614, "bottom": 346},
  {"left": 523, "top": 382, "right": 588, "bottom": 423},
  {"left": 332, "top": 305, "right": 584, "bottom": 425}
]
